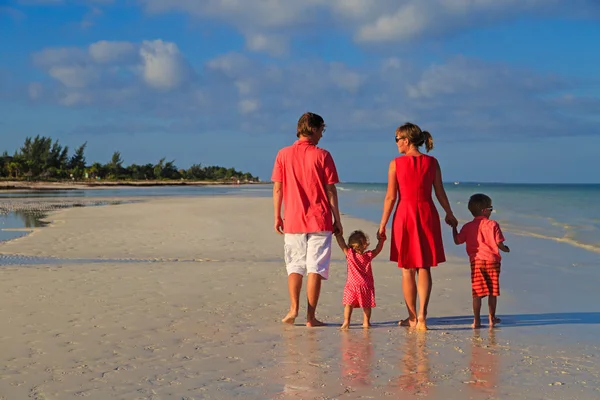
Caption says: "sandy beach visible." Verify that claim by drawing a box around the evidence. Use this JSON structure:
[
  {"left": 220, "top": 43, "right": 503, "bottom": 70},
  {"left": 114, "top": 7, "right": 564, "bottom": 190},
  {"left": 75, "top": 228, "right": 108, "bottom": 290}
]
[{"left": 0, "top": 196, "right": 599, "bottom": 399}]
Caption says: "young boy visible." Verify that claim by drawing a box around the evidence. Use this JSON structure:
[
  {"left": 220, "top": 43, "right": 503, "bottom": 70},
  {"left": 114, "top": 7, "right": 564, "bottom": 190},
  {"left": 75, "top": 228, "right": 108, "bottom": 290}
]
[{"left": 453, "top": 194, "right": 510, "bottom": 329}]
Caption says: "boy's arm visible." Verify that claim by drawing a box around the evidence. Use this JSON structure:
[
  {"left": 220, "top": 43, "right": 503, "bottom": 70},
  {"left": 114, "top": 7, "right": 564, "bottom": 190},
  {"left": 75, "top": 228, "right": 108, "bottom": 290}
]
[
  {"left": 498, "top": 242, "right": 510, "bottom": 253},
  {"left": 371, "top": 237, "right": 385, "bottom": 258},
  {"left": 334, "top": 233, "right": 349, "bottom": 255}
]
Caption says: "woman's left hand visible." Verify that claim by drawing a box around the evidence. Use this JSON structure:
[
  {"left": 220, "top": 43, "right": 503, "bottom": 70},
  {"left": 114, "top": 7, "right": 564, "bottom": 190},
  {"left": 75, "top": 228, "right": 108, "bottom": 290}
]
[{"left": 445, "top": 213, "right": 458, "bottom": 228}]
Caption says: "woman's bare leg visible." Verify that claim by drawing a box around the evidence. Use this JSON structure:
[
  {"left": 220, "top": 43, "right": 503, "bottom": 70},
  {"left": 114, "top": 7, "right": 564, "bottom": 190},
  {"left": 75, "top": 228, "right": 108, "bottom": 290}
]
[
  {"left": 416, "top": 267, "right": 432, "bottom": 331},
  {"left": 399, "top": 268, "right": 418, "bottom": 327}
]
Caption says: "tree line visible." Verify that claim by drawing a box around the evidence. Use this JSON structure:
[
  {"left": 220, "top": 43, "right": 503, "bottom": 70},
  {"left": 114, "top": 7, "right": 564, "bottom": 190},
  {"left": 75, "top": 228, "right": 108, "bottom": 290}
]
[{"left": 1, "top": 136, "right": 259, "bottom": 182}]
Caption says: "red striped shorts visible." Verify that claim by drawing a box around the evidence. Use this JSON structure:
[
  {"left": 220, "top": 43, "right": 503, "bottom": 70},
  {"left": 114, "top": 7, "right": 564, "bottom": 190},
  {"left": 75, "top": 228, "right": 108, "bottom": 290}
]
[{"left": 471, "top": 260, "right": 501, "bottom": 298}]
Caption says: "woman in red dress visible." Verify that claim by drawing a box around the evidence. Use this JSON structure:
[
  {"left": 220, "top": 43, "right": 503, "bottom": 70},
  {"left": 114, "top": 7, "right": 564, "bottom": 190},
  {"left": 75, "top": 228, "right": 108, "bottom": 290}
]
[{"left": 378, "top": 122, "right": 457, "bottom": 330}]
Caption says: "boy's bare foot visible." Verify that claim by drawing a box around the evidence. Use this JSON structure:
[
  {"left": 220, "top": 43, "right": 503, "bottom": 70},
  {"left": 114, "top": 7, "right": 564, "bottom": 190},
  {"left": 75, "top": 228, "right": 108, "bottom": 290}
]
[
  {"left": 340, "top": 322, "right": 350, "bottom": 330},
  {"left": 398, "top": 318, "right": 418, "bottom": 327},
  {"left": 281, "top": 312, "right": 297, "bottom": 324},
  {"left": 362, "top": 322, "right": 372, "bottom": 329},
  {"left": 306, "top": 318, "right": 325, "bottom": 327},
  {"left": 489, "top": 317, "right": 501, "bottom": 327},
  {"left": 472, "top": 318, "right": 482, "bottom": 329}
]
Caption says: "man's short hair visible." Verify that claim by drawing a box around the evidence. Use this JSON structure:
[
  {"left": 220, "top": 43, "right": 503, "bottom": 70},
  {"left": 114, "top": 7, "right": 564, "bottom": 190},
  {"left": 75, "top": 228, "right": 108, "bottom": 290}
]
[{"left": 297, "top": 112, "right": 324, "bottom": 138}]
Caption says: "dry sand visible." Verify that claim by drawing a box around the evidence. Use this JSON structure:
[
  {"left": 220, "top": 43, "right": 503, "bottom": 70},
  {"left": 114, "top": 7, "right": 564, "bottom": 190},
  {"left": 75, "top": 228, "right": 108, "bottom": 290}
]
[{"left": 0, "top": 197, "right": 598, "bottom": 399}]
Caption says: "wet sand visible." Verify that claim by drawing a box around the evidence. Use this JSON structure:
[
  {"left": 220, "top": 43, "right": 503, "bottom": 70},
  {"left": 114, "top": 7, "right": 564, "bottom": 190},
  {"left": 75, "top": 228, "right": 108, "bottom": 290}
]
[{"left": 0, "top": 197, "right": 598, "bottom": 399}]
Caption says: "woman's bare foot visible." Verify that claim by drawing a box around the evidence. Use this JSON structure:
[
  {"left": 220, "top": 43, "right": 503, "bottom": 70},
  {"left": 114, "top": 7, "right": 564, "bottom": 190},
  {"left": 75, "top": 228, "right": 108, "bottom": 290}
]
[
  {"left": 472, "top": 318, "right": 482, "bottom": 329},
  {"left": 416, "top": 319, "right": 428, "bottom": 331},
  {"left": 362, "top": 322, "right": 372, "bottom": 329},
  {"left": 489, "top": 317, "right": 501, "bottom": 327},
  {"left": 398, "top": 318, "right": 418, "bottom": 327},
  {"left": 281, "top": 312, "right": 297, "bottom": 324},
  {"left": 340, "top": 322, "right": 350, "bottom": 330},
  {"left": 306, "top": 318, "right": 325, "bottom": 327}
]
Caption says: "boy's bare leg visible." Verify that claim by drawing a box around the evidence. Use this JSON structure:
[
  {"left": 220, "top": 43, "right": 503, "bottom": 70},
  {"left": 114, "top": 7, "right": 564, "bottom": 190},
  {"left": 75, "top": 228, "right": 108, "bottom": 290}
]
[
  {"left": 416, "top": 267, "right": 432, "bottom": 331},
  {"left": 472, "top": 296, "right": 482, "bottom": 328},
  {"left": 341, "top": 305, "right": 353, "bottom": 330},
  {"left": 306, "top": 273, "right": 325, "bottom": 327},
  {"left": 488, "top": 296, "right": 500, "bottom": 327},
  {"left": 282, "top": 273, "right": 302, "bottom": 324},
  {"left": 399, "top": 268, "right": 418, "bottom": 327},
  {"left": 362, "top": 307, "right": 372, "bottom": 328}
]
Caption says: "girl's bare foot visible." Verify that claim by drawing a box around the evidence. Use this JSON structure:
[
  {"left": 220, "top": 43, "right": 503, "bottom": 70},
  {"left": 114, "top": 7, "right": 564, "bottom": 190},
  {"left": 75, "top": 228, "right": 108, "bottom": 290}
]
[
  {"left": 281, "top": 312, "right": 297, "bottom": 324},
  {"left": 306, "top": 318, "right": 325, "bottom": 327},
  {"left": 340, "top": 322, "right": 350, "bottom": 330},
  {"left": 362, "top": 322, "right": 372, "bottom": 329},
  {"left": 489, "top": 317, "right": 501, "bottom": 327},
  {"left": 472, "top": 318, "right": 482, "bottom": 329},
  {"left": 398, "top": 318, "right": 418, "bottom": 327}
]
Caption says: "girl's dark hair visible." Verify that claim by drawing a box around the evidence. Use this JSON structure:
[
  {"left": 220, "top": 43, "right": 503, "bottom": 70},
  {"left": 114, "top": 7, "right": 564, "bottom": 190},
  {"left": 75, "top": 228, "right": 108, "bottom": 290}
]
[
  {"left": 348, "top": 230, "right": 369, "bottom": 252},
  {"left": 396, "top": 122, "right": 434, "bottom": 152}
]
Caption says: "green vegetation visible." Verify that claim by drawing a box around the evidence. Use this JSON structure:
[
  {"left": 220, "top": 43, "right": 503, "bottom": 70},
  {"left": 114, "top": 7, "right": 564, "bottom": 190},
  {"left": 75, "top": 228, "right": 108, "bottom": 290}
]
[{"left": 1, "top": 136, "right": 259, "bottom": 182}]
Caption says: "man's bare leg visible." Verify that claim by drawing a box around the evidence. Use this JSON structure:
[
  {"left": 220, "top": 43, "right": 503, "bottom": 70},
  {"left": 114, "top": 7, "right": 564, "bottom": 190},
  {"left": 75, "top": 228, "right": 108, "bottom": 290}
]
[
  {"left": 282, "top": 273, "right": 302, "bottom": 324},
  {"left": 416, "top": 267, "right": 432, "bottom": 331},
  {"left": 306, "top": 273, "right": 325, "bottom": 327},
  {"left": 341, "top": 305, "right": 352, "bottom": 330},
  {"left": 472, "top": 296, "right": 482, "bottom": 328},
  {"left": 399, "top": 268, "right": 418, "bottom": 327}
]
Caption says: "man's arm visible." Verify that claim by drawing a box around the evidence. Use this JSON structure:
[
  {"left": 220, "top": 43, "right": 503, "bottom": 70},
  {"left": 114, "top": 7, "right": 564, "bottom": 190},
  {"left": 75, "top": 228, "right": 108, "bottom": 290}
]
[
  {"left": 273, "top": 182, "right": 284, "bottom": 234},
  {"left": 325, "top": 183, "right": 343, "bottom": 236},
  {"left": 498, "top": 242, "right": 510, "bottom": 253}
]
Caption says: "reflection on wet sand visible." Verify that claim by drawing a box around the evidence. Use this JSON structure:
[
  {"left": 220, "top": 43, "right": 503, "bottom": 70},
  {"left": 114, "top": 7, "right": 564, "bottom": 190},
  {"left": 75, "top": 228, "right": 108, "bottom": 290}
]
[
  {"left": 468, "top": 329, "right": 499, "bottom": 396},
  {"left": 340, "top": 329, "right": 374, "bottom": 387},
  {"left": 275, "top": 328, "right": 323, "bottom": 399},
  {"left": 390, "top": 331, "right": 431, "bottom": 396}
]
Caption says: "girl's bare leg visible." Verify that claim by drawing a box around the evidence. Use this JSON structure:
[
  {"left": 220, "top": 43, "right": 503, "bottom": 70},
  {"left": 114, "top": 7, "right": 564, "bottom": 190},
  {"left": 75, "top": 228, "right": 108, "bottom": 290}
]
[
  {"left": 362, "top": 307, "right": 372, "bottom": 328},
  {"left": 416, "top": 267, "right": 432, "bottom": 331},
  {"left": 399, "top": 268, "right": 418, "bottom": 327},
  {"left": 472, "top": 296, "right": 482, "bottom": 328},
  {"left": 341, "top": 305, "right": 353, "bottom": 330}
]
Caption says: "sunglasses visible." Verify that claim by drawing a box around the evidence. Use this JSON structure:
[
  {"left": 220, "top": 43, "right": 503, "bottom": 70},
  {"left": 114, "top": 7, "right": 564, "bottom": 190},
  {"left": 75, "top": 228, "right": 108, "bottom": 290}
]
[
  {"left": 485, "top": 206, "right": 494, "bottom": 211},
  {"left": 395, "top": 136, "right": 405, "bottom": 143}
]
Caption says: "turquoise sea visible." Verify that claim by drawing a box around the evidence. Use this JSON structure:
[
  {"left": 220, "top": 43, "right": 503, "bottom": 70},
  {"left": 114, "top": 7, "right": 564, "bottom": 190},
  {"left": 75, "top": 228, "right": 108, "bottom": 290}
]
[{"left": 1, "top": 182, "right": 599, "bottom": 342}]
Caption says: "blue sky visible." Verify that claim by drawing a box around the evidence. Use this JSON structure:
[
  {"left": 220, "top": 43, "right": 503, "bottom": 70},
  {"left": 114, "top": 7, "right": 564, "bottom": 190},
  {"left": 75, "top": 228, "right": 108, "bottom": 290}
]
[{"left": 1, "top": 0, "right": 599, "bottom": 183}]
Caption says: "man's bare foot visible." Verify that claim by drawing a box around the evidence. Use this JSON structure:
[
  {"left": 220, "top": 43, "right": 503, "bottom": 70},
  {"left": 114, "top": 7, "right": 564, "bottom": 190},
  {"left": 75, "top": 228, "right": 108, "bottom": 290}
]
[
  {"left": 306, "top": 318, "right": 325, "bottom": 327},
  {"left": 489, "top": 317, "right": 501, "bottom": 327},
  {"left": 398, "top": 318, "right": 418, "bottom": 327},
  {"left": 363, "top": 322, "right": 372, "bottom": 329},
  {"left": 472, "top": 319, "right": 482, "bottom": 329},
  {"left": 340, "top": 322, "right": 350, "bottom": 330},
  {"left": 281, "top": 312, "right": 297, "bottom": 325}
]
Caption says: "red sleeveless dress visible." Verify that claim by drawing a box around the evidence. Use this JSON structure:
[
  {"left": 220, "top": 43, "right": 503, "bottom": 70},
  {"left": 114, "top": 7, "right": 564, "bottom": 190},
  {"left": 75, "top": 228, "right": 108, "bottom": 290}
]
[{"left": 390, "top": 155, "right": 446, "bottom": 268}]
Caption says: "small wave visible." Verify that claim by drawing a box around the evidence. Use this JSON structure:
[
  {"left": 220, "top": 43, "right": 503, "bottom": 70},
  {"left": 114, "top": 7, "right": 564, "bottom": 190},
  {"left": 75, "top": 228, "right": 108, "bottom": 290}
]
[{"left": 507, "top": 228, "right": 600, "bottom": 255}]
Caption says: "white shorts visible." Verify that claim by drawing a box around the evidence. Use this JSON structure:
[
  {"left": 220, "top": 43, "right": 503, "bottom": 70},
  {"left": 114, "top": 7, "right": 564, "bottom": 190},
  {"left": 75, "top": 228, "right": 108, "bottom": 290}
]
[{"left": 284, "top": 232, "right": 332, "bottom": 280}]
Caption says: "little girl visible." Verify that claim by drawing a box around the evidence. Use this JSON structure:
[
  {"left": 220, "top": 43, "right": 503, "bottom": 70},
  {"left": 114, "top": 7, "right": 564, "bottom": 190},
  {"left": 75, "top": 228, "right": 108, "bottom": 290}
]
[{"left": 335, "top": 230, "right": 385, "bottom": 329}]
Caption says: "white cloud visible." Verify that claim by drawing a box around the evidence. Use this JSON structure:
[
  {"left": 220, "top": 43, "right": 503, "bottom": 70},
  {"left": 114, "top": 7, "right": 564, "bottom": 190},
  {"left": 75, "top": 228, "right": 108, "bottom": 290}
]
[
  {"left": 245, "top": 33, "right": 288, "bottom": 57},
  {"left": 89, "top": 40, "right": 136, "bottom": 63},
  {"left": 139, "top": 40, "right": 192, "bottom": 90},
  {"left": 239, "top": 99, "right": 260, "bottom": 114},
  {"left": 28, "top": 82, "right": 43, "bottom": 99},
  {"left": 48, "top": 65, "right": 99, "bottom": 88}
]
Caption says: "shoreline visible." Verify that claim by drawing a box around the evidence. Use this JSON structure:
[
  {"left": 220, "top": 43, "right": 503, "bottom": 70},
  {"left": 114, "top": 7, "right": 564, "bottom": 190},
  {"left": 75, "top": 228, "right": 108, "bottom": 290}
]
[{"left": 0, "top": 180, "right": 268, "bottom": 191}]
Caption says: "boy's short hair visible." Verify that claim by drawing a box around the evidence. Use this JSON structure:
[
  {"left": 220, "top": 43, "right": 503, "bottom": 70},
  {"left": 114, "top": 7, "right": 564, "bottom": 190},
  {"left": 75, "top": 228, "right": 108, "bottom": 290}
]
[
  {"left": 468, "top": 193, "right": 492, "bottom": 217},
  {"left": 297, "top": 112, "right": 324, "bottom": 138}
]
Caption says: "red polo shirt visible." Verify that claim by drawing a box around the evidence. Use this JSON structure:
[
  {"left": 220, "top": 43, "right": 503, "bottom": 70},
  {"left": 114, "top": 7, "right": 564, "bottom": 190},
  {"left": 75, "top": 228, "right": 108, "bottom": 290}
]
[
  {"left": 455, "top": 216, "right": 505, "bottom": 263},
  {"left": 271, "top": 139, "right": 339, "bottom": 233}
]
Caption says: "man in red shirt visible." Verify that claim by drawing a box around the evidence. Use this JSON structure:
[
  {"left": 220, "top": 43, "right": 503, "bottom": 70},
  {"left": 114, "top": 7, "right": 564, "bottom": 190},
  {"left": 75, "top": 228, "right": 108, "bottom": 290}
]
[{"left": 272, "top": 112, "right": 343, "bottom": 327}]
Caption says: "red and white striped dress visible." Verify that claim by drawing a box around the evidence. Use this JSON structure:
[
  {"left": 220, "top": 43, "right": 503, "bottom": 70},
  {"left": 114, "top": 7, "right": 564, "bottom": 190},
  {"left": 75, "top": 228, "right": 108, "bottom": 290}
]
[{"left": 342, "top": 249, "right": 376, "bottom": 308}]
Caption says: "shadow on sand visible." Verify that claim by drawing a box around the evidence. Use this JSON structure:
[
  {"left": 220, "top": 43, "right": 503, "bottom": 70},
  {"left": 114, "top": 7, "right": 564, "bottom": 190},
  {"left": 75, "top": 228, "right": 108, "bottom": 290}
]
[{"left": 430, "top": 312, "right": 600, "bottom": 328}]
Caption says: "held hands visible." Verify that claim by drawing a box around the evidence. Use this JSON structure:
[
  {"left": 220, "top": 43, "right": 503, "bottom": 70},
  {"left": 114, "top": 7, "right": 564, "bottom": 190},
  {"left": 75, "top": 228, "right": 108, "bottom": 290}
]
[
  {"left": 333, "top": 220, "right": 343, "bottom": 237},
  {"left": 445, "top": 213, "right": 458, "bottom": 228},
  {"left": 274, "top": 216, "right": 284, "bottom": 235},
  {"left": 377, "top": 226, "right": 387, "bottom": 241}
]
